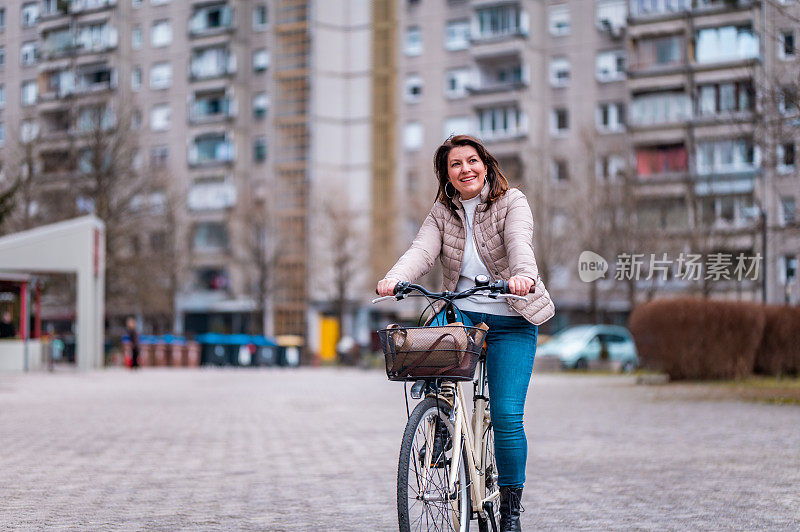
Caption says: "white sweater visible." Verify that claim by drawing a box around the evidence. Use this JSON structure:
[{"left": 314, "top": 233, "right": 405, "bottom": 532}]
[{"left": 455, "top": 196, "right": 517, "bottom": 316}]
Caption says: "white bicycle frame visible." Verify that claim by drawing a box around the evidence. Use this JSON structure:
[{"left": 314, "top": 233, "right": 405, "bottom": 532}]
[{"left": 428, "top": 358, "right": 497, "bottom": 529}]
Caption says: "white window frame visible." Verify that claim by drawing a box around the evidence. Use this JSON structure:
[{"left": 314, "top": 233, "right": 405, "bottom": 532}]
[
  {"left": 403, "top": 122, "right": 424, "bottom": 151},
  {"left": 151, "top": 20, "right": 172, "bottom": 48},
  {"left": 0, "top": 85, "right": 5, "bottom": 108},
  {"left": 253, "top": 49, "right": 270, "bottom": 72},
  {"left": 132, "top": 26, "right": 142, "bottom": 50},
  {"left": 596, "top": 0, "right": 626, "bottom": 31},
  {"left": 20, "top": 41, "right": 37, "bottom": 67},
  {"left": 596, "top": 50, "right": 626, "bottom": 82},
  {"left": 253, "top": 5, "right": 268, "bottom": 30},
  {"left": 21, "top": 80, "right": 37, "bottom": 106},
  {"left": 780, "top": 196, "right": 796, "bottom": 226},
  {"left": 404, "top": 26, "right": 423, "bottom": 56},
  {"left": 149, "top": 62, "right": 172, "bottom": 89},
  {"left": 549, "top": 57, "right": 570, "bottom": 87},
  {"left": 596, "top": 102, "right": 626, "bottom": 132},
  {"left": 21, "top": 2, "right": 39, "bottom": 28},
  {"left": 444, "top": 68, "right": 471, "bottom": 99},
  {"left": 253, "top": 92, "right": 269, "bottom": 118},
  {"left": 150, "top": 104, "right": 171, "bottom": 131},
  {"left": 443, "top": 116, "right": 473, "bottom": 139},
  {"left": 444, "top": 19, "right": 470, "bottom": 51},
  {"left": 777, "top": 142, "right": 796, "bottom": 174},
  {"left": 404, "top": 74, "right": 423, "bottom": 103},
  {"left": 131, "top": 66, "right": 142, "bottom": 90},
  {"left": 548, "top": 5, "right": 570, "bottom": 37}
]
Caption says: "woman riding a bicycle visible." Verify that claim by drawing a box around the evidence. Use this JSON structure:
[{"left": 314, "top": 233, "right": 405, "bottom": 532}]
[{"left": 377, "top": 135, "right": 555, "bottom": 532}]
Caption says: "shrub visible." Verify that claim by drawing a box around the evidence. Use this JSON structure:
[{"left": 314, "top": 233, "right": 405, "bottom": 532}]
[
  {"left": 753, "top": 305, "right": 800, "bottom": 377},
  {"left": 629, "top": 298, "right": 765, "bottom": 380}
]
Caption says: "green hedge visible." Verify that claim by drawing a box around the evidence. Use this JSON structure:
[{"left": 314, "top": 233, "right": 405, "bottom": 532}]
[{"left": 628, "top": 298, "right": 770, "bottom": 380}]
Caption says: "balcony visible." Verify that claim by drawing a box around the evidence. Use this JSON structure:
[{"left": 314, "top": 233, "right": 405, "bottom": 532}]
[
  {"left": 38, "top": 65, "right": 117, "bottom": 102},
  {"left": 471, "top": 4, "right": 528, "bottom": 44},
  {"left": 41, "top": 26, "right": 118, "bottom": 60},
  {"left": 628, "top": 0, "right": 756, "bottom": 22},
  {"left": 190, "top": 49, "right": 236, "bottom": 80},
  {"left": 41, "top": 0, "right": 117, "bottom": 19},
  {"left": 694, "top": 169, "right": 759, "bottom": 196},
  {"left": 187, "top": 180, "right": 237, "bottom": 211},
  {"left": 476, "top": 107, "right": 528, "bottom": 142},
  {"left": 189, "top": 4, "right": 234, "bottom": 37},
  {"left": 188, "top": 135, "right": 234, "bottom": 167},
  {"left": 189, "top": 94, "right": 235, "bottom": 124},
  {"left": 468, "top": 61, "right": 529, "bottom": 95}
]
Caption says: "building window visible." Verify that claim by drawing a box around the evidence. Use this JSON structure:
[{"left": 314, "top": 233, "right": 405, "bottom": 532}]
[
  {"left": 630, "top": 0, "right": 690, "bottom": 17},
  {"left": 549, "top": 57, "right": 570, "bottom": 87},
  {"left": 551, "top": 108, "right": 569, "bottom": 136},
  {"left": 596, "top": 50, "right": 626, "bottom": 82},
  {"left": 631, "top": 91, "right": 691, "bottom": 125},
  {"left": 0, "top": 85, "right": 5, "bottom": 108},
  {"left": 0, "top": 123, "right": 5, "bottom": 147},
  {"left": 551, "top": 159, "right": 569, "bottom": 181},
  {"left": 781, "top": 255, "right": 798, "bottom": 286},
  {"left": 21, "top": 80, "right": 37, "bottom": 106},
  {"left": 636, "top": 144, "right": 687, "bottom": 176},
  {"left": 478, "top": 106, "right": 526, "bottom": 140},
  {"left": 596, "top": 102, "right": 625, "bottom": 132},
  {"left": 193, "top": 222, "right": 229, "bottom": 252},
  {"left": 190, "top": 133, "right": 234, "bottom": 165},
  {"left": 443, "top": 116, "right": 472, "bottom": 139},
  {"left": 21, "top": 2, "right": 39, "bottom": 28},
  {"left": 191, "top": 46, "right": 235, "bottom": 79},
  {"left": 696, "top": 80, "right": 754, "bottom": 116},
  {"left": 0, "top": 47, "right": 5, "bottom": 69},
  {"left": 779, "top": 86, "right": 797, "bottom": 115},
  {"left": 444, "top": 68, "right": 470, "bottom": 99},
  {"left": 150, "top": 104, "right": 171, "bottom": 131},
  {"left": 405, "top": 26, "right": 423, "bottom": 56},
  {"left": 403, "top": 122, "right": 424, "bottom": 151},
  {"left": 131, "top": 66, "right": 142, "bottom": 90},
  {"left": 253, "top": 92, "right": 269, "bottom": 118},
  {"left": 132, "top": 26, "right": 142, "bottom": 50},
  {"left": 596, "top": 0, "right": 626, "bottom": 31},
  {"left": 696, "top": 26, "right": 758, "bottom": 64},
  {"left": 149, "top": 62, "right": 172, "bottom": 89},
  {"left": 632, "top": 35, "right": 683, "bottom": 71},
  {"left": 20, "top": 41, "right": 37, "bottom": 67},
  {"left": 131, "top": 108, "right": 142, "bottom": 130},
  {"left": 151, "top": 20, "right": 172, "bottom": 47},
  {"left": 404, "top": 74, "right": 423, "bottom": 103},
  {"left": 0, "top": 8, "right": 6, "bottom": 30},
  {"left": 476, "top": 4, "right": 525, "bottom": 40},
  {"left": 779, "top": 30, "right": 796, "bottom": 60},
  {"left": 445, "top": 20, "right": 470, "bottom": 51},
  {"left": 596, "top": 154, "right": 625, "bottom": 180},
  {"left": 254, "top": 137, "right": 267, "bottom": 162},
  {"left": 253, "top": 5, "right": 268, "bottom": 29},
  {"left": 190, "top": 4, "right": 233, "bottom": 34},
  {"left": 548, "top": 5, "right": 570, "bottom": 36},
  {"left": 150, "top": 145, "right": 169, "bottom": 169},
  {"left": 132, "top": 0, "right": 142, "bottom": 8},
  {"left": 151, "top": 0, "right": 170, "bottom": 5},
  {"left": 696, "top": 139, "right": 756, "bottom": 174},
  {"left": 780, "top": 196, "right": 796, "bottom": 225},
  {"left": 253, "top": 49, "right": 269, "bottom": 72},
  {"left": 778, "top": 143, "right": 796, "bottom": 173}
]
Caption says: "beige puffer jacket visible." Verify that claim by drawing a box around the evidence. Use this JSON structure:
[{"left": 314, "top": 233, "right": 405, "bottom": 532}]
[{"left": 386, "top": 182, "right": 555, "bottom": 325}]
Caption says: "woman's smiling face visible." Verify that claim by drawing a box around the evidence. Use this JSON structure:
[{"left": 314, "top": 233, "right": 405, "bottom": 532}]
[{"left": 447, "top": 145, "right": 486, "bottom": 200}]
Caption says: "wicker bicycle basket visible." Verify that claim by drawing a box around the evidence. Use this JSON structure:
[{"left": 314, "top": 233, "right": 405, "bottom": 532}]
[{"left": 378, "top": 324, "right": 487, "bottom": 381}]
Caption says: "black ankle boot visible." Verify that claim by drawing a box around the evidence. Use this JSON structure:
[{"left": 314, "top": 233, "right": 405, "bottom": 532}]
[{"left": 499, "top": 486, "right": 523, "bottom": 532}]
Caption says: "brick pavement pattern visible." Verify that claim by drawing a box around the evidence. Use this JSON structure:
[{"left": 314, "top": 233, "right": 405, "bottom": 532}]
[{"left": 1, "top": 368, "right": 798, "bottom": 531}]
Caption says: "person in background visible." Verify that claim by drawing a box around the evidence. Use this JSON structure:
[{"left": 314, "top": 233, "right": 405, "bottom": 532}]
[
  {"left": 0, "top": 310, "right": 16, "bottom": 339},
  {"left": 126, "top": 316, "right": 140, "bottom": 369}
]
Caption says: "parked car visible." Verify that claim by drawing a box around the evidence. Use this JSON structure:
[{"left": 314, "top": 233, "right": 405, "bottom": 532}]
[{"left": 537, "top": 325, "right": 638, "bottom": 372}]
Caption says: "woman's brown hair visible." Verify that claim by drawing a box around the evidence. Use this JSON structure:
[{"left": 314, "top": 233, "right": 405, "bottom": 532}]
[{"left": 433, "top": 135, "right": 510, "bottom": 212}]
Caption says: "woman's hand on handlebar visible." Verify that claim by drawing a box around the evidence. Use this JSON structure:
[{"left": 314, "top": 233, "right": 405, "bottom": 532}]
[
  {"left": 377, "top": 277, "right": 401, "bottom": 297},
  {"left": 507, "top": 275, "right": 535, "bottom": 296}
]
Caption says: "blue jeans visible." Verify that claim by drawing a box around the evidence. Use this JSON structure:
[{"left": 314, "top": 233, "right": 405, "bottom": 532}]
[{"left": 461, "top": 310, "right": 538, "bottom": 489}]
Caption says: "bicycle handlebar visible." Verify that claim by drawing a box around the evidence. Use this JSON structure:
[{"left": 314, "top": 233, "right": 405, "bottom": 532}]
[{"left": 371, "top": 276, "right": 533, "bottom": 305}]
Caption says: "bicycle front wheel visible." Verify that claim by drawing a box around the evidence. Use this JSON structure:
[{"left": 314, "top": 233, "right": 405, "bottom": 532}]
[{"left": 398, "top": 396, "right": 470, "bottom": 532}]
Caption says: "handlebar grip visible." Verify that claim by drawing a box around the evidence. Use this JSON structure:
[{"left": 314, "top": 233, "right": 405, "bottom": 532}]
[
  {"left": 393, "top": 281, "right": 410, "bottom": 295},
  {"left": 492, "top": 279, "right": 535, "bottom": 294}
]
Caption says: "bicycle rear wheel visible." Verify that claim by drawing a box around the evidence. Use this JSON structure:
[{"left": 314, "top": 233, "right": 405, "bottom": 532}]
[{"left": 398, "top": 396, "right": 470, "bottom": 532}]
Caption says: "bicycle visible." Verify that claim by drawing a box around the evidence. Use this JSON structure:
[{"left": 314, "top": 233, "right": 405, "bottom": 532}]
[{"left": 373, "top": 275, "right": 528, "bottom": 532}]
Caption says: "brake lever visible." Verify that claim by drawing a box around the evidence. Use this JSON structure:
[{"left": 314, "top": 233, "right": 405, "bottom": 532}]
[{"left": 497, "top": 294, "right": 528, "bottom": 302}]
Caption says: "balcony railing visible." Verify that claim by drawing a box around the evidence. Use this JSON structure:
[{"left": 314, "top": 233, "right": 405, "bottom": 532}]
[
  {"left": 189, "top": 97, "right": 235, "bottom": 123},
  {"left": 190, "top": 54, "right": 237, "bottom": 80},
  {"left": 189, "top": 6, "right": 234, "bottom": 36},
  {"left": 188, "top": 140, "right": 234, "bottom": 166}
]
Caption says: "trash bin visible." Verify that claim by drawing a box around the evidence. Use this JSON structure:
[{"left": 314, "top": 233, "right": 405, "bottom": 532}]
[
  {"left": 251, "top": 335, "right": 278, "bottom": 366},
  {"left": 163, "top": 335, "right": 187, "bottom": 367},
  {"left": 196, "top": 333, "right": 228, "bottom": 366},
  {"left": 153, "top": 339, "right": 168, "bottom": 366},
  {"left": 276, "top": 335, "right": 303, "bottom": 367},
  {"left": 186, "top": 341, "right": 201, "bottom": 367}
]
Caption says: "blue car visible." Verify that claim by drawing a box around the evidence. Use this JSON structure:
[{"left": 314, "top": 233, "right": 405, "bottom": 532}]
[{"left": 537, "top": 325, "right": 638, "bottom": 372}]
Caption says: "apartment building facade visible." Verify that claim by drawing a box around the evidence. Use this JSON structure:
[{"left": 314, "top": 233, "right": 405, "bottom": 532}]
[
  {"left": 0, "top": 0, "right": 372, "bottom": 345},
  {"left": 390, "top": 0, "right": 800, "bottom": 330}
]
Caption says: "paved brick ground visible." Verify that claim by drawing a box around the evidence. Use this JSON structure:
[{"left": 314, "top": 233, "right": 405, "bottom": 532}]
[{"left": 0, "top": 368, "right": 797, "bottom": 531}]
